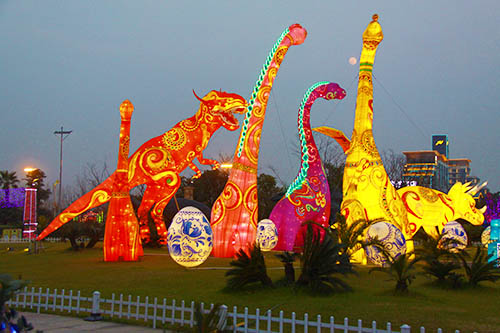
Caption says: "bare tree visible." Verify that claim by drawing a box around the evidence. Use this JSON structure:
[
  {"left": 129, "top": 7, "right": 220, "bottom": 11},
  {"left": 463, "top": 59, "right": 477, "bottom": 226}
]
[{"left": 381, "top": 149, "right": 406, "bottom": 185}]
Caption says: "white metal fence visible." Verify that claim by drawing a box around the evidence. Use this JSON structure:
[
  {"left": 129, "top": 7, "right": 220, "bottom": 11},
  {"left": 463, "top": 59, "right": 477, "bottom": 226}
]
[{"left": 6, "top": 287, "right": 468, "bottom": 332}]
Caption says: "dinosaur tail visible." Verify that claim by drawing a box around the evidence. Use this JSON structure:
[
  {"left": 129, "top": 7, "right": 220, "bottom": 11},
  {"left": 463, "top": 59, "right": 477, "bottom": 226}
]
[{"left": 37, "top": 172, "right": 117, "bottom": 240}]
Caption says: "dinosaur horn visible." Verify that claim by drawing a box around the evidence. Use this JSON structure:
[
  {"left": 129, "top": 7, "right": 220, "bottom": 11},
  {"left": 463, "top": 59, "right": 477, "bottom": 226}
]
[
  {"left": 479, "top": 206, "right": 487, "bottom": 214},
  {"left": 192, "top": 90, "right": 205, "bottom": 103},
  {"left": 467, "top": 181, "right": 488, "bottom": 195}
]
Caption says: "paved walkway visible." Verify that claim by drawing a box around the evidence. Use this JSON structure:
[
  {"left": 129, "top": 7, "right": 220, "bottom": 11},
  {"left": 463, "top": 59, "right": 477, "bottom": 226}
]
[{"left": 20, "top": 312, "right": 169, "bottom": 332}]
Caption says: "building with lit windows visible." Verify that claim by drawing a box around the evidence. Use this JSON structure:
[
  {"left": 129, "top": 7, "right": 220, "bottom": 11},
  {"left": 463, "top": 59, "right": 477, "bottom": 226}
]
[
  {"left": 402, "top": 135, "right": 479, "bottom": 192},
  {"left": 448, "top": 158, "right": 479, "bottom": 186},
  {"left": 402, "top": 150, "right": 449, "bottom": 192}
]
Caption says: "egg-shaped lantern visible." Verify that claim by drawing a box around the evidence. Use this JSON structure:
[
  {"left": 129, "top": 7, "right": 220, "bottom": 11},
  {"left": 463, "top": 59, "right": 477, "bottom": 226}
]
[
  {"left": 365, "top": 222, "right": 406, "bottom": 266},
  {"left": 439, "top": 221, "right": 467, "bottom": 252},
  {"left": 167, "top": 206, "right": 213, "bottom": 267},
  {"left": 256, "top": 219, "right": 278, "bottom": 251},
  {"left": 481, "top": 226, "right": 491, "bottom": 247}
]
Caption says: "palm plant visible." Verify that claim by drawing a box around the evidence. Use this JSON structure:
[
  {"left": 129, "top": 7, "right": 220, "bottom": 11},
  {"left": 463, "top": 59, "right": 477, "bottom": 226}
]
[
  {"left": 296, "top": 223, "right": 354, "bottom": 294},
  {"left": 225, "top": 243, "right": 273, "bottom": 290},
  {"left": 0, "top": 170, "right": 19, "bottom": 190},
  {"left": 458, "top": 246, "right": 500, "bottom": 287},
  {"left": 192, "top": 303, "right": 227, "bottom": 333},
  {"left": 275, "top": 251, "right": 298, "bottom": 284},
  {"left": 0, "top": 170, "right": 19, "bottom": 205},
  {"left": 415, "top": 232, "right": 463, "bottom": 285},
  {"left": 0, "top": 274, "right": 33, "bottom": 332},
  {"left": 370, "top": 252, "right": 420, "bottom": 294},
  {"left": 330, "top": 214, "right": 383, "bottom": 260}
]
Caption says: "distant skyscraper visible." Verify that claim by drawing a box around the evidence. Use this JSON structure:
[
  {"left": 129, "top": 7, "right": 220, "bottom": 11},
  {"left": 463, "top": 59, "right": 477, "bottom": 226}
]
[
  {"left": 402, "top": 134, "right": 479, "bottom": 192},
  {"left": 432, "top": 134, "right": 449, "bottom": 159}
]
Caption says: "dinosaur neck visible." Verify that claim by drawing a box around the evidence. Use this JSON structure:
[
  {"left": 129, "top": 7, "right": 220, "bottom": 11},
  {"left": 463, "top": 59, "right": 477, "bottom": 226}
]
[
  {"left": 210, "top": 24, "right": 306, "bottom": 258},
  {"left": 349, "top": 17, "right": 383, "bottom": 154},
  {"left": 232, "top": 25, "right": 305, "bottom": 171},
  {"left": 286, "top": 82, "right": 327, "bottom": 197}
]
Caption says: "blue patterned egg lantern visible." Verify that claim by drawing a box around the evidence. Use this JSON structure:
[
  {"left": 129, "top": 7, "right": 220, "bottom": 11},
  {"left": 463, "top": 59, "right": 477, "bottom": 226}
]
[
  {"left": 167, "top": 206, "right": 213, "bottom": 267},
  {"left": 256, "top": 219, "right": 278, "bottom": 251},
  {"left": 365, "top": 222, "right": 407, "bottom": 266},
  {"left": 440, "top": 221, "right": 467, "bottom": 252}
]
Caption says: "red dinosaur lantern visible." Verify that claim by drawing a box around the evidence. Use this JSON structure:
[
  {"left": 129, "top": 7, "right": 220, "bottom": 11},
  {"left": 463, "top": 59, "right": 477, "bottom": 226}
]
[
  {"left": 37, "top": 91, "right": 247, "bottom": 251},
  {"left": 210, "top": 24, "right": 307, "bottom": 257}
]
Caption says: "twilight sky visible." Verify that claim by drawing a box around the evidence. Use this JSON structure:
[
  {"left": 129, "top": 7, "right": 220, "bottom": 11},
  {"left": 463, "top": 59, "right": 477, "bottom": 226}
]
[{"left": 1, "top": 1, "right": 499, "bottom": 194}]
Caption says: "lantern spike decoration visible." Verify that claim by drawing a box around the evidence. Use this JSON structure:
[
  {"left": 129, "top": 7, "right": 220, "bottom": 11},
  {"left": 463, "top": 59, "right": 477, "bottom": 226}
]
[
  {"left": 37, "top": 91, "right": 248, "bottom": 246},
  {"left": 210, "top": 24, "right": 307, "bottom": 258},
  {"left": 339, "top": 15, "right": 410, "bottom": 263},
  {"left": 103, "top": 100, "right": 141, "bottom": 261},
  {"left": 269, "top": 82, "right": 346, "bottom": 251}
]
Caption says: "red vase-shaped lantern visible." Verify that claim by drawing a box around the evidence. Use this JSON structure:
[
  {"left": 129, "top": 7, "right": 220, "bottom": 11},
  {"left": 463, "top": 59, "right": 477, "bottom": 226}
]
[{"left": 103, "top": 100, "right": 142, "bottom": 261}]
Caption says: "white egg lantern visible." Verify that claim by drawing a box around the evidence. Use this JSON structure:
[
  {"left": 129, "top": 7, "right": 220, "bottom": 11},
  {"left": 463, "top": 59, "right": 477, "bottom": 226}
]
[
  {"left": 256, "top": 219, "right": 278, "bottom": 251},
  {"left": 167, "top": 206, "right": 213, "bottom": 267},
  {"left": 440, "top": 221, "right": 467, "bottom": 252},
  {"left": 365, "top": 222, "right": 407, "bottom": 266},
  {"left": 481, "top": 226, "right": 491, "bottom": 247}
]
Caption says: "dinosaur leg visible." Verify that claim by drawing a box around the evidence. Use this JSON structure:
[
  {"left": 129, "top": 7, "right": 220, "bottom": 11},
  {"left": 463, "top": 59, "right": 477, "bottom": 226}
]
[
  {"left": 37, "top": 172, "right": 116, "bottom": 240},
  {"left": 136, "top": 185, "right": 163, "bottom": 244},
  {"left": 150, "top": 184, "right": 181, "bottom": 245}
]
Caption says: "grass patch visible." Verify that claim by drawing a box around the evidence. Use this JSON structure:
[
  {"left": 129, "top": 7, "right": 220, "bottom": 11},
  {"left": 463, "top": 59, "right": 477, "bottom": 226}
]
[{"left": 1, "top": 241, "right": 499, "bottom": 332}]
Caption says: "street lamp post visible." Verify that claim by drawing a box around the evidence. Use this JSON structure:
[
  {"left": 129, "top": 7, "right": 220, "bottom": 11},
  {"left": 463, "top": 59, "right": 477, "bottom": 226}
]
[{"left": 54, "top": 126, "right": 72, "bottom": 214}]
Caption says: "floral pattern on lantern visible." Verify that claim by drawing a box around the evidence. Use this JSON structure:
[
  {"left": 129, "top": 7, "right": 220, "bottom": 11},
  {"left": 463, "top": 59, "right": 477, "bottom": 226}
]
[
  {"left": 167, "top": 206, "right": 213, "bottom": 267},
  {"left": 256, "top": 219, "right": 278, "bottom": 251}
]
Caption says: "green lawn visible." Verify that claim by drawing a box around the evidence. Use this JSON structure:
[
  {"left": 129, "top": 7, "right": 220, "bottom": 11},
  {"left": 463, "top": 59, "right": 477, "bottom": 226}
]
[{"left": 1, "top": 241, "right": 499, "bottom": 332}]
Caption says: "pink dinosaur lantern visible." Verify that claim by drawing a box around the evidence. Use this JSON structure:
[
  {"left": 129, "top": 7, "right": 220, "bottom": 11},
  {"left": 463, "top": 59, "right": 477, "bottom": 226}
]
[{"left": 270, "top": 82, "right": 346, "bottom": 251}]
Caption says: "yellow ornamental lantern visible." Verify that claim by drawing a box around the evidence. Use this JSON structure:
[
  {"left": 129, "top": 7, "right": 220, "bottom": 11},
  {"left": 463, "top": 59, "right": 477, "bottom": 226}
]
[
  {"left": 256, "top": 219, "right": 278, "bottom": 251},
  {"left": 167, "top": 206, "right": 213, "bottom": 267}
]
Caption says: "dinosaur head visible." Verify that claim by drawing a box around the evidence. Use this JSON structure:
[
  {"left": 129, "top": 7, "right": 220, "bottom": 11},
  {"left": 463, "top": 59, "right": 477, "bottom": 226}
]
[
  {"left": 448, "top": 182, "right": 487, "bottom": 225},
  {"left": 287, "top": 24, "right": 307, "bottom": 46},
  {"left": 323, "top": 82, "right": 347, "bottom": 101},
  {"left": 193, "top": 90, "right": 247, "bottom": 131}
]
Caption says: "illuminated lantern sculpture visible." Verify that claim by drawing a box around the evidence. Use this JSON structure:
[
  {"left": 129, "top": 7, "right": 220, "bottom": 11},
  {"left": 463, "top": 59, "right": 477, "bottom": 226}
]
[
  {"left": 439, "top": 221, "right": 467, "bottom": 252},
  {"left": 103, "top": 100, "right": 141, "bottom": 261},
  {"left": 313, "top": 16, "right": 487, "bottom": 263},
  {"left": 316, "top": 15, "right": 410, "bottom": 263},
  {"left": 256, "top": 219, "right": 278, "bottom": 251},
  {"left": 488, "top": 219, "right": 500, "bottom": 266},
  {"left": 269, "top": 82, "right": 346, "bottom": 252},
  {"left": 210, "top": 24, "right": 307, "bottom": 257},
  {"left": 365, "top": 222, "right": 406, "bottom": 266},
  {"left": 37, "top": 91, "right": 248, "bottom": 247},
  {"left": 167, "top": 206, "right": 213, "bottom": 267},
  {"left": 398, "top": 182, "right": 487, "bottom": 241}
]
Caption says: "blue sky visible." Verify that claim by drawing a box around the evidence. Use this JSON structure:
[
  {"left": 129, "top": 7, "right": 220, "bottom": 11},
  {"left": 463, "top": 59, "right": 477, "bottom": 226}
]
[{"left": 1, "top": 1, "right": 499, "bottom": 193}]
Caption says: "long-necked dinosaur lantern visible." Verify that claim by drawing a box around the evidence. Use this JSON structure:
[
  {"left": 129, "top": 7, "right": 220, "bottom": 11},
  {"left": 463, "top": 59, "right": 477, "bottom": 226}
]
[
  {"left": 37, "top": 91, "right": 248, "bottom": 254},
  {"left": 314, "top": 15, "right": 486, "bottom": 262},
  {"left": 270, "top": 82, "right": 346, "bottom": 252},
  {"left": 210, "top": 24, "right": 307, "bottom": 257},
  {"left": 314, "top": 15, "right": 410, "bottom": 263}
]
